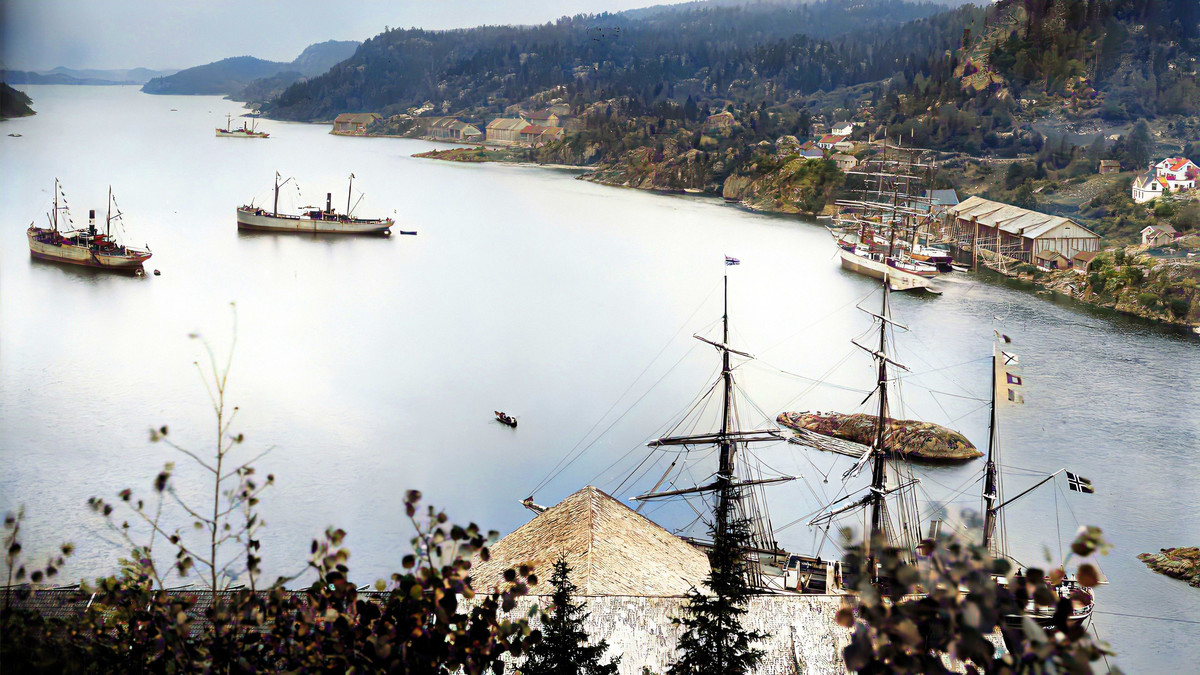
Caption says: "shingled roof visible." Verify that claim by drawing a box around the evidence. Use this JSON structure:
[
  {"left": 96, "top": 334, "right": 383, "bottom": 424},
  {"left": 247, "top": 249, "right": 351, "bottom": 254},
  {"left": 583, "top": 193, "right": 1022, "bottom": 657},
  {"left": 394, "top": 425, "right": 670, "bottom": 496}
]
[{"left": 469, "top": 486, "right": 710, "bottom": 597}]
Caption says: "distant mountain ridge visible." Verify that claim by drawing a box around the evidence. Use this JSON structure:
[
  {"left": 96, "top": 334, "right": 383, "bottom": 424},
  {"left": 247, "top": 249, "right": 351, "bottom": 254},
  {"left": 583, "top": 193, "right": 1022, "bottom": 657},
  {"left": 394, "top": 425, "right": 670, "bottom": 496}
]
[
  {"left": 1, "top": 67, "right": 177, "bottom": 86},
  {"left": 141, "top": 40, "right": 359, "bottom": 96}
]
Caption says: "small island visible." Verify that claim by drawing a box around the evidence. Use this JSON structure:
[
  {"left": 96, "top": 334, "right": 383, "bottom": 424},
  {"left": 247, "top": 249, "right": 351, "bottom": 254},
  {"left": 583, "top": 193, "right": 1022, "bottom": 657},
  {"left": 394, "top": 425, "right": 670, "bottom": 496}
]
[
  {"left": 1137, "top": 547, "right": 1200, "bottom": 588},
  {"left": 778, "top": 411, "right": 982, "bottom": 462}
]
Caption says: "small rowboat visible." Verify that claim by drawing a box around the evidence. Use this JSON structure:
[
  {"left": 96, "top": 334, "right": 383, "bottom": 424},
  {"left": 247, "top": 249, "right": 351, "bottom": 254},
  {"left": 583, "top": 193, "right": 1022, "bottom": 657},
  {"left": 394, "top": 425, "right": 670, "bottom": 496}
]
[{"left": 495, "top": 411, "right": 518, "bottom": 427}]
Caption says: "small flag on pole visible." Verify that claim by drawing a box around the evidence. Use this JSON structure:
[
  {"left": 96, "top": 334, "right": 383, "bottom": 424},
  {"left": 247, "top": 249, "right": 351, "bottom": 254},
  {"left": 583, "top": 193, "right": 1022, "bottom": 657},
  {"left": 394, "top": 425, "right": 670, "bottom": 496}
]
[
  {"left": 1066, "top": 472, "right": 1095, "bottom": 494},
  {"left": 994, "top": 330, "right": 1012, "bottom": 343},
  {"left": 725, "top": 256, "right": 740, "bottom": 266}
]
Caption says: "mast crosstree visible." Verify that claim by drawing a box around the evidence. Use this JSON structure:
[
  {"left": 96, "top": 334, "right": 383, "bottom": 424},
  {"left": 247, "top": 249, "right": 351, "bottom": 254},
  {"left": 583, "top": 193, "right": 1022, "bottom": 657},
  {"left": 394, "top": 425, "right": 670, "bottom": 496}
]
[{"left": 632, "top": 269, "right": 792, "bottom": 587}]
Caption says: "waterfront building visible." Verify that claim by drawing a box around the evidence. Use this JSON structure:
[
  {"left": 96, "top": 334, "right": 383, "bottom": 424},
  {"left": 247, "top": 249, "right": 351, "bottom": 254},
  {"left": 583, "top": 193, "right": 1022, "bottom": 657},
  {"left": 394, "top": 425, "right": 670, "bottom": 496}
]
[
  {"left": 519, "top": 125, "right": 564, "bottom": 146},
  {"left": 945, "top": 195, "right": 1100, "bottom": 263},
  {"left": 1034, "top": 249, "right": 1070, "bottom": 271},
  {"left": 332, "top": 113, "right": 381, "bottom": 135},
  {"left": 427, "top": 117, "right": 483, "bottom": 142},
  {"left": 485, "top": 118, "right": 527, "bottom": 144}
]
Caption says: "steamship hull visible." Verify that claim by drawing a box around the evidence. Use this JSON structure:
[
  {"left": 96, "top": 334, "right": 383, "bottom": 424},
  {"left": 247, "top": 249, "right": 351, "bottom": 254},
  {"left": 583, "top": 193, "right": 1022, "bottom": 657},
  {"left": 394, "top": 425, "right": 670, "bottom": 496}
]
[
  {"left": 236, "top": 207, "right": 392, "bottom": 235},
  {"left": 27, "top": 228, "right": 151, "bottom": 270}
]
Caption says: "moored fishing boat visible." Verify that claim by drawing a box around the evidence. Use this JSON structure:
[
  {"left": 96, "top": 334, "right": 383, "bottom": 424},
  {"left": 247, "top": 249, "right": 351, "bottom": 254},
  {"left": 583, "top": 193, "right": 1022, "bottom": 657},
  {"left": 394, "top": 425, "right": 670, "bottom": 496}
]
[
  {"left": 216, "top": 113, "right": 268, "bottom": 138},
  {"left": 237, "top": 173, "right": 393, "bottom": 235},
  {"left": 26, "top": 180, "right": 151, "bottom": 271}
]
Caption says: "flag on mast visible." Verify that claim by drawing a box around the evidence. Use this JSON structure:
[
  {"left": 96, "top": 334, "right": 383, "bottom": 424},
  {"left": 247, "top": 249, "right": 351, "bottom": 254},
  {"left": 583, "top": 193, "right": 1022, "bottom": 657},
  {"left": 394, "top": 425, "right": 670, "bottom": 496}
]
[
  {"left": 1066, "top": 472, "right": 1095, "bottom": 494},
  {"left": 724, "top": 256, "right": 740, "bottom": 266},
  {"left": 995, "top": 339, "right": 1024, "bottom": 404}
]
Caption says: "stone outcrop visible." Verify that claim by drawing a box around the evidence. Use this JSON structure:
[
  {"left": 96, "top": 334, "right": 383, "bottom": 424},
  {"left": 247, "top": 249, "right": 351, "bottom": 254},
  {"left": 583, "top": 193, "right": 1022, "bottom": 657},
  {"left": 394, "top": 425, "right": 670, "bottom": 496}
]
[
  {"left": 778, "top": 411, "right": 982, "bottom": 461},
  {"left": 1137, "top": 547, "right": 1200, "bottom": 588}
]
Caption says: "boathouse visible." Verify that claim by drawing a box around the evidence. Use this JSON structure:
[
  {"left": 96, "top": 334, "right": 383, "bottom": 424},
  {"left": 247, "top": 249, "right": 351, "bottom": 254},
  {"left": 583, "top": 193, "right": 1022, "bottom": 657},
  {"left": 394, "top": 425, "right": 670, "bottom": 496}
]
[
  {"left": 518, "top": 124, "right": 564, "bottom": 147},
  {"left": 485, "top": 117, "right": 527, "bottom": 144},
  {"left": 427, "top": 117, "right": 482, "bottom": 142},
  {"left": 945, "top": 195, "right": 1100, "bottom": 264},
  {"left": 332, "top": 113, "right": 380, "bottom": 135}
]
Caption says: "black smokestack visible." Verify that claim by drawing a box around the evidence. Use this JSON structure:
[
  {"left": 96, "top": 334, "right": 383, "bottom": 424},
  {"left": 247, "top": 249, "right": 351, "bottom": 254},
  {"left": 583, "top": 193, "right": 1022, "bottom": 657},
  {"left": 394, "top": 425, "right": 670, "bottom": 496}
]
[{"left": 326, "top": 193, "right": 332, "bottom": 212}]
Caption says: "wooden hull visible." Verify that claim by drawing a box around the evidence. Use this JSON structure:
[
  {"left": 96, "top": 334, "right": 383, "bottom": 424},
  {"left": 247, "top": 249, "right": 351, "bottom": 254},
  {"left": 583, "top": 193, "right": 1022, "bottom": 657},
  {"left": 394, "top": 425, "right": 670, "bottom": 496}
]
[
  {"left": 838, "top": 248, "right": 932, "bottom": 292},
  {"left": 27, "top": 230, "right": 151, "bottom": 269},
  {"left": 236, "top": 208, "right": 392, "bottom": 235}
]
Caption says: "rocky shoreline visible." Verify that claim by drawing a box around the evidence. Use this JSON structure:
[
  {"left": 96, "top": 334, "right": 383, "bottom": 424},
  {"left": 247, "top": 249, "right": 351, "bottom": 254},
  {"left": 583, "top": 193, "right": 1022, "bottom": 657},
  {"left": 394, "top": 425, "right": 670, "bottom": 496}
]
[{"left": 1137, "top": 547, "right": 1200, "bottom": 588}]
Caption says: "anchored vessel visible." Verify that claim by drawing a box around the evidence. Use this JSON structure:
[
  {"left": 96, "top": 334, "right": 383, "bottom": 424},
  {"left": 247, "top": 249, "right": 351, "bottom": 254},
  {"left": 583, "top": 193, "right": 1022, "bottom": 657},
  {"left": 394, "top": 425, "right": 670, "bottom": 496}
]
[
  {"left": 216, "top": 113, "right": 268, "bottom": 138},
  {"left": 833, "top": 144, "right": 947, "bottom": 292},
  {"left": 27, "top": 180, "right": 152, "bottom": 270},
  {"left": 236, "top": 173, "right": 393, "bottom": 235}
]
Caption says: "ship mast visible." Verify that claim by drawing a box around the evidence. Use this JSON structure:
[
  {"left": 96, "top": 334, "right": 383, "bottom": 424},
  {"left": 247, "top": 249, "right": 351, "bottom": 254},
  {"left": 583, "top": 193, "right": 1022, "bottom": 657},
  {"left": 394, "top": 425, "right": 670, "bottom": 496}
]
[
  {"left": 981, "top": 347, "right": 999, "bottom": 552},
  {"left": 106, "top": 186, "right": 112, "bottom": 237},
  {"left": 53, "top": 179, "right": 59, "bottom": 231},
  {"left": 347, "top": 173, "right": 355, "bottom": 216},
  {"left": 633, "top": 266, "right": 792, "bottom": 586}
]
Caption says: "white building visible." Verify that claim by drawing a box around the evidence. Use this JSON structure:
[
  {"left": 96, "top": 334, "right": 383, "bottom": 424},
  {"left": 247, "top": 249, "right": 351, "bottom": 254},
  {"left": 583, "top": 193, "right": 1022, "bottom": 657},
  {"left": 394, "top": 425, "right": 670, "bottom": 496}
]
[{"left": 1133, "top": 157, "right": 1198, "bottom": 202}]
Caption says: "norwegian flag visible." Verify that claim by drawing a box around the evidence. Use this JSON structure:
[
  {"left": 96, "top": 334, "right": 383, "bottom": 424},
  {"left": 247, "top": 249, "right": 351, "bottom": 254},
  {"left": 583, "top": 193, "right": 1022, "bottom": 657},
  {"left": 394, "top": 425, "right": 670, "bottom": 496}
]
[{"left": 1066, "top": 472, "right": 1095, "bottom": 494}]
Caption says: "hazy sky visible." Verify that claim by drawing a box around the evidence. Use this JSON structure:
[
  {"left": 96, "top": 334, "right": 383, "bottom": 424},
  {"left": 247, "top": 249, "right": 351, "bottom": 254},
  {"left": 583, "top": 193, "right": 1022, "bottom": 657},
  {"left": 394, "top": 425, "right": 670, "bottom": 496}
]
[{"left": 0, "top": 0, "right": 688, "bottom": 71}]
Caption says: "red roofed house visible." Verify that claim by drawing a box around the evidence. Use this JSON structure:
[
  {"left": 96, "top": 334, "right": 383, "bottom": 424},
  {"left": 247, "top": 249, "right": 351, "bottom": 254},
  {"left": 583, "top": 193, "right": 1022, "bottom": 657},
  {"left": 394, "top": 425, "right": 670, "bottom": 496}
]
[
  {"left": 817, "top": 134, "right": 847, "bottom": 150},
  {"left": 1153, "top": 157, "right": 1199, "bottom": 191}
]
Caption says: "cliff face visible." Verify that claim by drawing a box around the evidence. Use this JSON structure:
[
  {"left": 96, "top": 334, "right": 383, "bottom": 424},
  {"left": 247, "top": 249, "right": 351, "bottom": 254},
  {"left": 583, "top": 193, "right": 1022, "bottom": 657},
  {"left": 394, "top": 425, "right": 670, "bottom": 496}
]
[{"left": 581, "top": 144, "right": 720, "bottom": 193}]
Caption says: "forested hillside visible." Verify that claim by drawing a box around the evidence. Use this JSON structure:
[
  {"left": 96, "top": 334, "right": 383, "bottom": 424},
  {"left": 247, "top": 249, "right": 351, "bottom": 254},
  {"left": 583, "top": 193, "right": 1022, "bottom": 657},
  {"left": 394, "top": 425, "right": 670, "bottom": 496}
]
[
  {"left": 264, "top": 0, "right": 974, "bottom": 120},
  {"left": 1, "top": 83, "right": 35, "bottom": 118}
]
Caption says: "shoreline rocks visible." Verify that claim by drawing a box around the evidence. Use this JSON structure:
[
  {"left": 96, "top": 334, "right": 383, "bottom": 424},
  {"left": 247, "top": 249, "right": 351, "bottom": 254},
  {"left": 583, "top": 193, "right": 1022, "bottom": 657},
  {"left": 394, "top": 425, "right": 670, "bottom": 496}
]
[
  {"left": 1137, "top": 547, "right": 1200, "bottom": 588},
  {"left": 777, "top": 411, "right": 982, "bottom": 462}
]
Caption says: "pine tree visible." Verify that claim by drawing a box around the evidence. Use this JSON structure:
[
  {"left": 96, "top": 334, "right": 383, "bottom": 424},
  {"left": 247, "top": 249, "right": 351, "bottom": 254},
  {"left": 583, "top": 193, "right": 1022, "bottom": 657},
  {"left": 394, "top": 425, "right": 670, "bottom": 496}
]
[
  {"left": 522, "top": 557, "right": 619, "bottom": 675},
  {"left": 667, "top": 486, "right": 764, "bottom": 675},
  {"left": 1125, "top": 119, "right": 1154, "bottom": 170}
]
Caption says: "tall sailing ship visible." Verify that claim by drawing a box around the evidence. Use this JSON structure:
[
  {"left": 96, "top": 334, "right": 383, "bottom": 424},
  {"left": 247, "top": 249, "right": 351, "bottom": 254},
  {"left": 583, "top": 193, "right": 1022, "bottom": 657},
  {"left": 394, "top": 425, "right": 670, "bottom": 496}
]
[
  {"left": 236, "top": 173, "right": 394, "bottom": 235},
  {"left": 832, "top": 145, "right": 946, "bottom": 292},
  {"left": 216, "top": 113, "right": 268, "bottom": 138},
  {"left": 26, "top": 180, "right": 152, "bottom": 271}
]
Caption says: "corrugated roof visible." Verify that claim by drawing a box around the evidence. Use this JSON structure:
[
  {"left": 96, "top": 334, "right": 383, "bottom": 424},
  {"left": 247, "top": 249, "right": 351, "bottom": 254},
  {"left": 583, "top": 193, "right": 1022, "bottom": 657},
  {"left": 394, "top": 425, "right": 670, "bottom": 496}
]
[
  {"left": 468, "top": 486, "right": 710, "bottom": 597},
  {"left": 334, "top": 113, "right": 380, "bottom": 124},
  {"left": 947, "top": 196, "right": 1097, "bottom": 239},
  {"left": 486, "top": 118, "right": 527, "bottom": 131}
]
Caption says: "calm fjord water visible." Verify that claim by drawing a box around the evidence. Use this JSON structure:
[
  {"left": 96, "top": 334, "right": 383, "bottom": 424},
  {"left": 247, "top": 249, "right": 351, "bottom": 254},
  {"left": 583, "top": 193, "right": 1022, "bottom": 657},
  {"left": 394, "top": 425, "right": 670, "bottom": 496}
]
[{"left": 2, "top": 86, "right": 1197, "bottom": 671}]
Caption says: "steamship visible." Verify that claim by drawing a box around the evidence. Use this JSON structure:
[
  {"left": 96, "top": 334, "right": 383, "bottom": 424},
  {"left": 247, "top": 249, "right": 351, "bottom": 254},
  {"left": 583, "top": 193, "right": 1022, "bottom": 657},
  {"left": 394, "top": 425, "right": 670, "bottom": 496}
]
[
  {"left": 27, "top": 180, "right": 152, "bottom": 271},
  {"left": 236, "top": 173, "right": 393, "bottom": 235}
]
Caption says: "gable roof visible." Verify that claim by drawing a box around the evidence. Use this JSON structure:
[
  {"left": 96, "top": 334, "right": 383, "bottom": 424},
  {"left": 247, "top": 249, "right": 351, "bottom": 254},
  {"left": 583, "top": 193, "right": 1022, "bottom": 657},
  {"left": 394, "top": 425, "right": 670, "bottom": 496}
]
[
  {"left": 1098, "top": 160, "right": 1120, "bottom": 168},
  {"left": 486, "top": 118, "right": 528, "bottom": 132},
  {"left": 817, "top": 134, "right": 847, "bottom": 145},
  {"left": 1073, "top": 250, "right": 1098, "bottom": 262},
  {"left": 468, "top": 486, "right": 710, "bottom": 597},
  {"left": 528, "top": 109, "right": 557, "bottom": 121},
  {"left": 334, "top": 113, "right": 380, "bottom": 124},
  {"left": 1133, "top": 171, "right": 1159, "bottom": 190},
  {"left": 923, "top": 189, "right": 960, "bottom": 206},
  {"left": 947, "top": 196, "right": 1098, "bottom": 240}
]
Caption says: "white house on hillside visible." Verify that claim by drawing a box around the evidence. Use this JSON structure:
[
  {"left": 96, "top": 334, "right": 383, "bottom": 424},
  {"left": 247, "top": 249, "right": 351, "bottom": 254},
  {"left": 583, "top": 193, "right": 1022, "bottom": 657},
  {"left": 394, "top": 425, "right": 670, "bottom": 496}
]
[
  {"left": 1133, "top": 157, "right": 1198, "bottom": 203},
  {"left": 1154, "top": 157, "right": 1198, "bottom": 190},
  {"left": 832, "top": 122, "right": 854, "bottom": 136}
]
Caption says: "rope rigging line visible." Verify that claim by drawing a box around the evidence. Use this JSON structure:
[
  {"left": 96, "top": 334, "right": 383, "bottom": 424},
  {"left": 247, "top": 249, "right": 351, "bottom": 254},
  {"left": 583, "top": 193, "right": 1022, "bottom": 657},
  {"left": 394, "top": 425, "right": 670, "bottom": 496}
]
[
  {"left": 528, "top": 285, "right": 720, "bottom": 496},
  {"left": 529, "top": 341, "right": 706, "bottom": 497}
]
